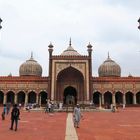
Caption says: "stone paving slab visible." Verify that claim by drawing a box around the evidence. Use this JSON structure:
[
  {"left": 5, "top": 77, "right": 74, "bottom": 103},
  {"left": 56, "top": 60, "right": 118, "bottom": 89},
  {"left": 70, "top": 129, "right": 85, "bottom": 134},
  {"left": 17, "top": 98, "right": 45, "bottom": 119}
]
[
  {"left": 1, "top": 107, "right": 140, "bottom": 140},
  {"left": 76, "top": 108, "right": 140, "bottom": 140},
  {"left": 0, "top": 109, "right": 67, "bottom": 140}
]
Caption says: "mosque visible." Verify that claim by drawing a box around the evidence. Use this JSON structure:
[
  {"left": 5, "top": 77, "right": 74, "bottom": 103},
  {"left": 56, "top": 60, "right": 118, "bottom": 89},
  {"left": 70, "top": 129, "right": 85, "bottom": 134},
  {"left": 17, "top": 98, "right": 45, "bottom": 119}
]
[{"left": 0, "top": 40, "right": 140, "bottom": 107}]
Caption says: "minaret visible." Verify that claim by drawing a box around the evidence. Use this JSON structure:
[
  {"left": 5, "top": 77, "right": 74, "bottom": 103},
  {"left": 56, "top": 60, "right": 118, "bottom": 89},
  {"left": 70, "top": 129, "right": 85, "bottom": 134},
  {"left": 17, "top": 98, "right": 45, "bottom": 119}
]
[
  {"left": 87, "top": 42, "right": 93, "bottom": 102},
  {"left": 48, "top": 43, "right": 54, "bottom": 100},
  {"left": 48, "top": 42, "right": 54, "bottom": 76}
]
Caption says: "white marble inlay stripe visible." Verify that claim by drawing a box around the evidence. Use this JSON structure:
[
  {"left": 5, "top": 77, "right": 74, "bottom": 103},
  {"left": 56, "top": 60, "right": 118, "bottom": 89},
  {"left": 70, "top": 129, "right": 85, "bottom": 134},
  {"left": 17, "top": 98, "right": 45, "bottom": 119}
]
[{"left": 65, "top": 113, "right": 78, "bottom": 140}]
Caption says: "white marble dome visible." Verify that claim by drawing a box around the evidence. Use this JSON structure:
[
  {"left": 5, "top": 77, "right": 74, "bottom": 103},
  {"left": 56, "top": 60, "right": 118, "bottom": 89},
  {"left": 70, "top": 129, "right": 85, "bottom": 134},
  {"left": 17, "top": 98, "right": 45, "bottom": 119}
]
[{"left": 61, "top": 39, "right": 80, "bottom": 56}]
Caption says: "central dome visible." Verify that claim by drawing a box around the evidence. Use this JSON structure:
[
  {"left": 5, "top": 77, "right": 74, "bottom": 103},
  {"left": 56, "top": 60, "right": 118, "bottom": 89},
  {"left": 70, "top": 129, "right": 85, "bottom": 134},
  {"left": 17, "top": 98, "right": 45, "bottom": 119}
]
[
  {"left": 61, "top": 39, "right": 80, "bottom": 56},
  {"left": 98, "top": 54, "right": 121, "bottom": 77},
  {"left": 19, "top": 53, "right": 42, "bottom": 77}
]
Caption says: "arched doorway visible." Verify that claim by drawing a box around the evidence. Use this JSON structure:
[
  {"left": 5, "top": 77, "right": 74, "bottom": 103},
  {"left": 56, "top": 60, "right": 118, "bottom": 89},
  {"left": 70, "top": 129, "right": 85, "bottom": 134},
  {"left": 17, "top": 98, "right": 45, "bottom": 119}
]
[
  {"left": 115, "top": 91, "right": 123, "bottom": 104},
  {"left": 136, "top": 92, "right": 140, "bottom": 104},
  {"left": 93, "top": 91, "right": 101, "bottom": 104},
  {"left": 63, "top": 86, "right": 77, "bottom": 105},
  {"left": 57, "top": 66, "right": 84, "bottom": 103},
  {"left": 39, "top": 91, "right": 48, "bottom": 105},
  {"left": 104, "top": 91, "right": 112, "bottom": 105},
  {"left": 0, "top": 91, "right": 4, "bottom": 105},
  {"left": 126, "top": 92, "right": 133, "bottom": 104},
  {"left": 17, "top": 91, "right": 25, "bottom": 105},
  {"left": 28, "top": 91, "right": 36, "bottom": 103},
  {"left": 7, "top": 91, "right": 15, "bottom": 104}
]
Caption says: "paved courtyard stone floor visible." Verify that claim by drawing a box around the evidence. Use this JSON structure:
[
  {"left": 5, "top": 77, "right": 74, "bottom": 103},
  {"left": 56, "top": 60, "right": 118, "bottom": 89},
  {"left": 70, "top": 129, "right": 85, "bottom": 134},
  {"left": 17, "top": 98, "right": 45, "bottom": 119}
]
[{"left": 0, "top": 107, "right": 140, "bottom": 140}]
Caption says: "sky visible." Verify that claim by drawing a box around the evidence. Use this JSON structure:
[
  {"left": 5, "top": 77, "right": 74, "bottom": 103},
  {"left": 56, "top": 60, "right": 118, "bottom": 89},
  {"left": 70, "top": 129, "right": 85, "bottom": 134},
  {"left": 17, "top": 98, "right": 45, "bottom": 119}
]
[{"left": 0, "top": 0, "right": 140, "bottom": 77}]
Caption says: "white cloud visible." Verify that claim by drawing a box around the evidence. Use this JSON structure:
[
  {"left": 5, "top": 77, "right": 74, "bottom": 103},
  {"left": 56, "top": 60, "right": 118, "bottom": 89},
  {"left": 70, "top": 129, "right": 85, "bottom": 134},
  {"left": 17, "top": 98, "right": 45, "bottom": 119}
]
[{"left": 0, "top": 0, "right": 140, "bottom": 76}]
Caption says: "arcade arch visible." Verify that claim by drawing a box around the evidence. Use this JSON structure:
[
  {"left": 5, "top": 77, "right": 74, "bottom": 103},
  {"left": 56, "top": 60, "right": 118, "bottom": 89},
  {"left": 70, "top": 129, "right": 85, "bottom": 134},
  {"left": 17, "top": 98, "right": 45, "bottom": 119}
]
[
  {"left": 136, "top": 92, "right": 140, "bottom": 104},
  {"left": 115, "top": 91, "right": 123, "bottom": 104},
  {"left": 104, "top": 91, "right": 112, "bottom": 104},
  {"left": 0, "top": 91, "right": 4, "bottom": 105},
  {"left": 17, "top": 91, "right": 25, "bottom": 105},
  {"left": 28, "top": 91, "right": 36, "bottom": 103},
  {"left": 39, "top": 91, "right": 48, "bottom": 105},
  {"left": 126, "top": 92, "right": 133, "bottom": 104},
  {"left": 93, "top": 91, "right": 101, "bottom": 104},
  {"left": 7, "top": 91, "right": 15, "bottom": 104}
]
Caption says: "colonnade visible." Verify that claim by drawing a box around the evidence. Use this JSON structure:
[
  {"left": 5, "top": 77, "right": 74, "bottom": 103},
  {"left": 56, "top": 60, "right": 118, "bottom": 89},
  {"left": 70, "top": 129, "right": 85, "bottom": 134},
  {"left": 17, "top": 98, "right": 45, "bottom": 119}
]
[
  {"left": 93, "top": 91, "right": 140, "bottom": 105},
  {"left": 0, "top": 91, "right": 48, "bottom": 106}
]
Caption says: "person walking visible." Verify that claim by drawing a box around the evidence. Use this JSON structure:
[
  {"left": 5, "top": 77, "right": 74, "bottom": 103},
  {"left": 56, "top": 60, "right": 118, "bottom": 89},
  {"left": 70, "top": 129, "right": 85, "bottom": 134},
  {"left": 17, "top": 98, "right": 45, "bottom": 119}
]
[
  {"left": 1, "top": 104, "right": 7, "bottom": 120},
  {"left": 45, "top": 102, "right": 48, "bottom": 113},
  {"left": 73, "top": 104, "right": 82, "bottom": 128},
  {"left": 6, "top": 103, "right": 11, "bottom": 115},
  {"left": 10, "top": 104, "right": 20, "bottom": 131},
  {"left": 48, "top": 101, "right": 52, "bottom": 113}
]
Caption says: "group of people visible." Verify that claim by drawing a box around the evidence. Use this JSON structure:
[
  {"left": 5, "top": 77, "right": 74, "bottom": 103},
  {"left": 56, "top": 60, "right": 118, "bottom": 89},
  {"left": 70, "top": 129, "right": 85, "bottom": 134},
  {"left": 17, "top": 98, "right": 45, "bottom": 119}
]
[
  {"left": 1, "top": 103, "right": 20, "bottom": 131},
  {"left": 45, "top": 100, "right": 63, "bottom": 113},
  {"left": 44, "top": 100, "right": 83, "bottom": 128},
  {"left": 45, "top": 100, "right": 54, "bottom": 113},
  {"left": 1, "top": 102, "right": 83, "bottom": 131},
  {"left": 1, "top": 103, "right": 11, "bottom": 120}
]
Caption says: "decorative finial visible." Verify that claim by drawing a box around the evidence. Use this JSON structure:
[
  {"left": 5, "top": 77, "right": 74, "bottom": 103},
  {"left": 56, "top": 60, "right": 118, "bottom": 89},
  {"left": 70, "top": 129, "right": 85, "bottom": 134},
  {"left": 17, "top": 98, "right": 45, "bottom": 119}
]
[
  {"left": 138, "top": 17, "right": 140, "bottom": 30},
  {"left": 128, "top": 72, "right": 132, "bottom": 77},
  {"left": 8, "top": 72, "right": 12, "bottom": 77},
  {"left": 31, "top": 52, "right": 33, "bottom": 59},
  {"left": 108, "top": 52, "right": 110, "bottom": 59},
  {"left": 48, "top": 42, "right": 54, "bottom": 48},
  {"left": 87, "top": 42, "right": 93, "bottom": 48},
  {"left": 0, "top": 18, "right": 2, "bottom": 29},
  {"left": 69, "top": 38, "right": 71, "bottom": 46},
  {"left": 138, "top": 17, "right": 140, "bottom": 22}
]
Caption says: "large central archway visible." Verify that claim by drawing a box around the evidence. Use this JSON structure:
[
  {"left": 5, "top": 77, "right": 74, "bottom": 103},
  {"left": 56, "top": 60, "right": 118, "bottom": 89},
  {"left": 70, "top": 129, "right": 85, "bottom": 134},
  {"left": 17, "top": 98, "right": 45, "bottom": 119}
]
[
  {"left": 56, "top": 66, "right": 84, "bottom": 103},
  {"left": 63, "top": 86, "right": 77, "bottom": 105}
]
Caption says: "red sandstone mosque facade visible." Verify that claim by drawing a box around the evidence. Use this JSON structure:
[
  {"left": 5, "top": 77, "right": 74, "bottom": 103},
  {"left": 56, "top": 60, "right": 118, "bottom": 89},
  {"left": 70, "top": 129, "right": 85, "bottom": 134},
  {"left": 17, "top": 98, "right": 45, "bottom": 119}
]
[{"left": 0, "top": 40, "right": 140, "bottom": 106}]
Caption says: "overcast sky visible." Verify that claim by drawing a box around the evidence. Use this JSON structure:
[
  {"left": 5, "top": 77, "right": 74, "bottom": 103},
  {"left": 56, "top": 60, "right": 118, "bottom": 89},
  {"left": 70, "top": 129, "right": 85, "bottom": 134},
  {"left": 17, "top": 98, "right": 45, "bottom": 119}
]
[{"left": 0, "top": 0, "right": 140, "bottom": 77}]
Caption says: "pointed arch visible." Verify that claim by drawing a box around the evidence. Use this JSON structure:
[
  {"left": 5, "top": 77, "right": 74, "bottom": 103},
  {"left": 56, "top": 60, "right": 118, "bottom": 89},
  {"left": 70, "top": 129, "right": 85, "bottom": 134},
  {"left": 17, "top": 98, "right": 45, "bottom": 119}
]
[
  {"left": 57, "top": 66, "right": 84, "bottom": 80},
  {"left": 17, "top": 91, "right": 25, "bottom": 105},
  {"left": 57, "top": 66, "right": 84, "bottom": 102},
  {"left": 104, "top": 91, "right": 112, "bottom": 105},
  {"left": 115, "top": 91, "right": 123, "bottom": 104},
  {"left": 136, "top": 91, "right": 140, "bottom": 104},
  {"left": 93, "top": 91, "right": 101, "bottom": 104},
  {"left": 39, "top": 91, "right": 48, "bottom": 105},
  {"left": 63, "top": 86, "right": 77, "bottom": 105},
  {"left": 125, "top": 91, "right": 133, "bottom": 104},
  {"left": 0, "top": 91, "right": 4, "bottom": 104},
  {"left": 28, "top": 91, "right": 36, "bottom": 103},
  {"left": 7, "top": 91, "right": 15, "bottom": 104}
]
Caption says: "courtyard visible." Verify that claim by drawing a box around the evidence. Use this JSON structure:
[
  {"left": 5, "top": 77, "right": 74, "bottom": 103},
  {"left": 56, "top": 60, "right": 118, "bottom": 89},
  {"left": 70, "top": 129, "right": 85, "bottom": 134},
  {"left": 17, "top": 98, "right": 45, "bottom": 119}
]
[{"left": 0, "top": 107, "right": 140, "bottom": 140}]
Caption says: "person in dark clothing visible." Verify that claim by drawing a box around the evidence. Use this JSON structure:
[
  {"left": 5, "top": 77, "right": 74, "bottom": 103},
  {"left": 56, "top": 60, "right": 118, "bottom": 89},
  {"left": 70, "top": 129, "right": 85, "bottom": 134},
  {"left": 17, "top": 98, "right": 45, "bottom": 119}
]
[{"left": 10, "top": 104, "right": 20, "bottom": 131}]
